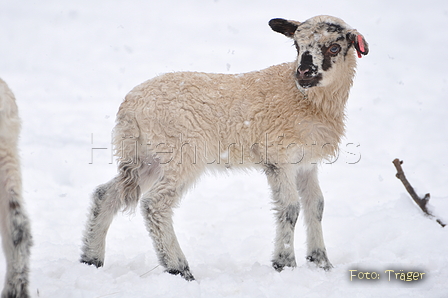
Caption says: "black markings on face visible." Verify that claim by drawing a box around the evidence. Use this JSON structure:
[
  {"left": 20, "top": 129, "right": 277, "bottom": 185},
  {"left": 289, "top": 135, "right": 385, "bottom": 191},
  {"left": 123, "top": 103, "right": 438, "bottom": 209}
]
[
  {"left": 326, "top": 23, "right": 344, "bottom": 33},
  {"left": 321, "top": 42, "right": 343, "bottom": 71},
  {"left": 321, "top": 45, "right": 333, "bottom": 71},
  {"left": 344, "top": 42, "right": 353, "bottom": 57},
  {"left": 300, "top": 51, "right": 314, "bottom": 68},
  {"left": 294, "top": 41, "right": 300, "bottom": 54},
  {"left": 295, "top": 72, "right": 322, "bottom": 88},
  {"left": 295, "top": 48, "right": 321, "bottom": 88},
  {"left": 291, "top": 21, "right": 354, "bottom": 88}
]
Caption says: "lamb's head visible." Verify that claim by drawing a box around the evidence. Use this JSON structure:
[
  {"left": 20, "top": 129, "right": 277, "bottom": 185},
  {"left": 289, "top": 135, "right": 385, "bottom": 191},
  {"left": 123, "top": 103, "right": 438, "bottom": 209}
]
[{"left": 269, "top": 15, "right": 368, "bottom": 89}]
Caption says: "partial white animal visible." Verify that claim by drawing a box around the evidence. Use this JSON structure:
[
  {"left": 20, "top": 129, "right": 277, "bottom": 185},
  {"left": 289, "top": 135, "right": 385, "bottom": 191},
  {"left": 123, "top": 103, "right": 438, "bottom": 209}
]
[
  {"left": 0, "top": 78, "right": 32, "bottom": 298},
  {"left": 81, "top": 15, "right": 368, "bottom": 280}
]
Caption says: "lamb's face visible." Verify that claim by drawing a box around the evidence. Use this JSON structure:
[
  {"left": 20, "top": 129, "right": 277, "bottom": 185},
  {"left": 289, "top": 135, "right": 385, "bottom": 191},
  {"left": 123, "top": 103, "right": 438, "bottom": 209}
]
[{"left": 269, "top": 16, "right": 368, "bottom": 89}]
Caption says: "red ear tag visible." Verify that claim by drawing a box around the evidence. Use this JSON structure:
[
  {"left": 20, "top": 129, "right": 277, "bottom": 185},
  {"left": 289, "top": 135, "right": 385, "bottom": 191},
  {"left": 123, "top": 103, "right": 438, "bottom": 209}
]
[
  {"left": 357, "top": 35, "right": 365, "bottom": 52},
  {"left": 356, "top": 35, "right": 364, "bottom": 58}
]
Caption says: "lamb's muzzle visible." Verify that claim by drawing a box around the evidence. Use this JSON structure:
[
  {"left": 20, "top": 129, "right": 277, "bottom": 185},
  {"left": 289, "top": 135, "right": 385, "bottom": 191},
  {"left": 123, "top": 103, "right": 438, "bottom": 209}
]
[{"left": 296, "top": 52, "right": 320, "bottom": 88}]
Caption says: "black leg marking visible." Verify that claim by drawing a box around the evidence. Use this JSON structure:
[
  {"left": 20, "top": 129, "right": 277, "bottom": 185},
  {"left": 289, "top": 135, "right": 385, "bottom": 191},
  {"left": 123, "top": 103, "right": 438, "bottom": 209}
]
[
  {"left": 264, "top": 163, "right": 280, "bottom": 176},
  {"left": 317, "top": 200, "right": 324, "bottom": 222},
  {"left": 8, "top": 195, "right": 32, "bottom": 250},
  {"left": 91, "top": 185, "right": 108, "bottom": 218},
  {"left": 285, "top": 204, "right": 299, "bottom": 226},
  {"left": 306, "top": 249, "right": 333, "bottom": 271},
  {"left": 80, "top": 255, "right": 104, "bottom": 268},
  {"left": 166, "top": 266, "right": 195, "bottom": 281},
  {"left": 158, "top": 252, "right": 195, "bottom": 281},
  {"left": 4, "top": 194, "right": 32, "bottom": 298},
  {"left": 272, "top": 251, "right": 297, "bottom": 272},
  {"left": 94, "top": 186, "right": 107, "bottom": 200},
  {"left": 11, "top": 221, "right": 25, "bottom": 248},
  {"left": 4, "top": 285, "right": 28, "bottom": 298},
  {"left": 9, "top": 201, "right": 25, "bottom": 247}
]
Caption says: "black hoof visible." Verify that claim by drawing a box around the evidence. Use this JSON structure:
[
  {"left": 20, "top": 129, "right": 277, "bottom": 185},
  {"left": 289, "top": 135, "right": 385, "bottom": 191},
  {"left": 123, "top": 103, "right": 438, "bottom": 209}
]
[
  {"left": 306, "top": 249, "right": 333, "bottom": 271},
  {"left": 80, "top": 255, "right": 104, "bottom": 268},
  {"left": 3, "top": 287, "right": 30, "bottom": 298},
  {"left": 167, "top": 267, "right": 195, "bottom": 281},
  {"left": 272, "top": 261, "right": 286, "bottom": 272},
  {"left": 272, "top": 252, "right": 297, "bottom": 272}
]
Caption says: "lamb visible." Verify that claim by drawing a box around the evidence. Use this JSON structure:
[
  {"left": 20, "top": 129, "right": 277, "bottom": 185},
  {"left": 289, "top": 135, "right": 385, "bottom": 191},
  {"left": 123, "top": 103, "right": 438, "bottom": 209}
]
[
  {"left": 80, "top": 15, "right": 368, "bottom": 281},
  {"left": 0, "top": 78, "right": 32, "bottom": 298}
]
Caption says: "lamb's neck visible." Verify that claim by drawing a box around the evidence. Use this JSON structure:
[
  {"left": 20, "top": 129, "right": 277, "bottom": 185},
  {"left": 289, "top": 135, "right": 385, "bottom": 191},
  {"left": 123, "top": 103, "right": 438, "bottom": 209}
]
[{"left": 305, "top": 80, "right": 351, "bottom": 121}]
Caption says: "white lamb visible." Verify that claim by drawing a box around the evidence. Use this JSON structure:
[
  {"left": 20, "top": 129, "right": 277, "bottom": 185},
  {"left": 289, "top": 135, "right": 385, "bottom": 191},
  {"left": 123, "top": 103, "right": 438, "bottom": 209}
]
[
  {"left": 0, "top": 78, "right": 32, "bottom": 298},
  {"left": 81, "top": 15, "right": 368, "bottom": 280}
]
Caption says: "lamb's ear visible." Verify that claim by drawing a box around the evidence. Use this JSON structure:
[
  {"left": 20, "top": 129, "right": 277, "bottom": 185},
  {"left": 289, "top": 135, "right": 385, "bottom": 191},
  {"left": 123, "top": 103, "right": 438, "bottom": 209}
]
[
  {"left": 269, "top": 18, "right": 300, "bottom": 38},
  {"left": 347, "top": 31, "right": 369, "bottom": 58}
]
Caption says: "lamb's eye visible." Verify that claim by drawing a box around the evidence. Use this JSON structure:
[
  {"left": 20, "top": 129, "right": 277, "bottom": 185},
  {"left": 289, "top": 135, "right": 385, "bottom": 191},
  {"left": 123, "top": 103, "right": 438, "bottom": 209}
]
[{"left": 328, "top": 44, "right": 341, "bottom": 55}]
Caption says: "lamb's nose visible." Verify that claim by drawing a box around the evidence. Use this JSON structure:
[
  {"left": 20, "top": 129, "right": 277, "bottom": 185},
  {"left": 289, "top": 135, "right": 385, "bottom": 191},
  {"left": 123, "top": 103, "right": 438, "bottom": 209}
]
[{"left": 297, "top": 66, "right": 311, "bottom": 78}]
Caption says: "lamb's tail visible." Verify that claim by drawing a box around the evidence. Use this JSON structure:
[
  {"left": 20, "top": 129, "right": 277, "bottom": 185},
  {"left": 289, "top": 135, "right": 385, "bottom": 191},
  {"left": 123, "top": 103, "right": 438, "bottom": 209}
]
[{"left": 113, "top": 108, "right": 143, "bottom": 212}]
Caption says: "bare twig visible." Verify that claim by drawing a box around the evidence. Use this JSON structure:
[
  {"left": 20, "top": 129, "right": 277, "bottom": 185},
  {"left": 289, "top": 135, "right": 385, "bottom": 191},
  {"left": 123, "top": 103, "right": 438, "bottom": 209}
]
[
  {"left": 392, "top": 158, "right": 445, "bottom": 227},
  {"left": 140, "top": 265, "right": 160, "bottom": 277}
]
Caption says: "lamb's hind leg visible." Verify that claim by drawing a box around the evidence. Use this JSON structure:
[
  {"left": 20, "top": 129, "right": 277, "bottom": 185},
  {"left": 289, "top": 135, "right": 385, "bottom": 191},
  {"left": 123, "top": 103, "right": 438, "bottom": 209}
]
[
  {"left": 140, "top": 174, "right": 194, "bottom": 281},
  {"left": 297, "top": 165, "right": 332, "bottom": 270},
  {"left": 81, "top": 159, "right": 160, "bottom": 268},
  {"left": 265, "top": 164, "right": 300, "bottom": 272},
  {"left": 80, "top": 178, "right": 124, "bottom": 267}
]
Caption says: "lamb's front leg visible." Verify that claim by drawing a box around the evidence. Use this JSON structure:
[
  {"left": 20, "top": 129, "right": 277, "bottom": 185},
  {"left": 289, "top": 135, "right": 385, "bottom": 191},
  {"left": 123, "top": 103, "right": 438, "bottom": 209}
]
[
  {"left": 297, "top": 165, "right": 332, "bottom": 270},
  {"left": 265, "top": 164, "right": 300, "bottom": 272},
  {"left": 0, "top": 177, "right": 32, "bottom": 298}
]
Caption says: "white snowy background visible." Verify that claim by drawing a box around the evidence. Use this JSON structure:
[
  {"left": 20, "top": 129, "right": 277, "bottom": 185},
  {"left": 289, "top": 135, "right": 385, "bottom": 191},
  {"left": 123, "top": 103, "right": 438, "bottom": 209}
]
[{"left": 1, "top": 0, "right": 448, "bottom": 297}]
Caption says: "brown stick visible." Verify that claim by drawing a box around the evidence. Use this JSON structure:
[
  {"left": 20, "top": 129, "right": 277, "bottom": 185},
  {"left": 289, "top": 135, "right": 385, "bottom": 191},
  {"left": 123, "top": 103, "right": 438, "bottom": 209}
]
[{"left": 392, "top": 158, "right": 446, "bottom": 228}]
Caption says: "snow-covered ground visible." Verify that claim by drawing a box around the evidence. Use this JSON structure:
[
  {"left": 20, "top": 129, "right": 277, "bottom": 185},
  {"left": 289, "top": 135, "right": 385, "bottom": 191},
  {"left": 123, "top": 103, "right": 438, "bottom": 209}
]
[{"left": 1, "top": 0, "right": 447, "bottom": 297}]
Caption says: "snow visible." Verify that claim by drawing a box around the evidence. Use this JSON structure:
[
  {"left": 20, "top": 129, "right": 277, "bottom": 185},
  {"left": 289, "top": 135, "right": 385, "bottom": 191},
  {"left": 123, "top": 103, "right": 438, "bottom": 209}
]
[{"left": 1, "top": 0, "right": 448, "bottom": 297}]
